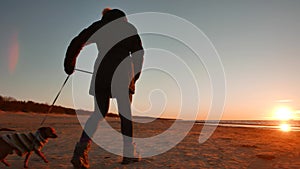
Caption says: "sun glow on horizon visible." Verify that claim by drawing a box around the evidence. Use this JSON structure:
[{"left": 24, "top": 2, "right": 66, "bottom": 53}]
[{"left": 274, "top": 107, "right": 294, "bottom": 121}]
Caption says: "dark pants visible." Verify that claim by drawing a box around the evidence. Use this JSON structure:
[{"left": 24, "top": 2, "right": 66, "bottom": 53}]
[{"left": 80, "top": 90, "right": 133, "bottom": 143}]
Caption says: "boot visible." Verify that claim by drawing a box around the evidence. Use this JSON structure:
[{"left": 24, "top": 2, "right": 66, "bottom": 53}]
[
  {"left": 71, "top": 141, "right": 91, "bottom": 169},
  {"left": 121, "top": 142, "right": 141, "bottom": 165}
]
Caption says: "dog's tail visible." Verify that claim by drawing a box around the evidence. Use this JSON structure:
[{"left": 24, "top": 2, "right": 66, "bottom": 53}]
[{"left": 0, "top": 128, "right": 15, "bottom": 131}]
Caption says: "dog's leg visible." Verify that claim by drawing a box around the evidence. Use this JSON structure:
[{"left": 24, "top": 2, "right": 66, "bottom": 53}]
[
  {"left": 24, "top": 152, "right": 32, "bottom": 168},
  {"left": 1, "top": 159, "right": 10, "bottom": 167},
  {"left": 34, "top": 150, "right": 48, "bottom": 163},
  {"left": 0, "top": 139, "right": 12, "bottom": 167}
]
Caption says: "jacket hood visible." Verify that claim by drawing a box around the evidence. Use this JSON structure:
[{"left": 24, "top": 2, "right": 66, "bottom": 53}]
[{"left": 102, "top": 9, "right": 126, "bottom": 23}]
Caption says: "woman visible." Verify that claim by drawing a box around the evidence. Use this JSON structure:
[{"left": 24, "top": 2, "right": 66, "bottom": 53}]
[{"left": 64, "top": 8, "right": 144, "bottom": 169}]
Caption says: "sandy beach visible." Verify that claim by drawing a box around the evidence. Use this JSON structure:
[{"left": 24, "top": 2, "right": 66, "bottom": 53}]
[{"left": 0, "top": 111, "right": 299, "bottom": 169}]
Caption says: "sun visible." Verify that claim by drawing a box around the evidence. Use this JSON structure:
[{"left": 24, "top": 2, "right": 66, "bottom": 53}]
[{"left": 274, "top": 107, "right": 294, "bottom": 121}]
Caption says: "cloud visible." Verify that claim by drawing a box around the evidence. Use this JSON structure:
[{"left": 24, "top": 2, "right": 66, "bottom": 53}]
[{"left": 275, "top": 99, "right": 293, "bottom": 103}]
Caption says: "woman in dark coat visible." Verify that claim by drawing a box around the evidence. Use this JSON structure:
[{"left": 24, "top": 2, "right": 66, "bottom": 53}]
[{"left": 64, "top": 8, "right": 144, "bottom": 168}]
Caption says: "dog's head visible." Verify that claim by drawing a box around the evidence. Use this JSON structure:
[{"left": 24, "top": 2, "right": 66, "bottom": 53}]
[{"left": 38, "top": 127, "right": 58, "bottom": 139}]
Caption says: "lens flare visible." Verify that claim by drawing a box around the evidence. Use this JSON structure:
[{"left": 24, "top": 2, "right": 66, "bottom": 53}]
[{"left": 8, "top": 31, "right": 19, "bottom": 73}]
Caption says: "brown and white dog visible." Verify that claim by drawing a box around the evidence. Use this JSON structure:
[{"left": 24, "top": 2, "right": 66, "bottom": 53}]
[{"left": 0, "top": 127, "right": 58, "bottom": 168}]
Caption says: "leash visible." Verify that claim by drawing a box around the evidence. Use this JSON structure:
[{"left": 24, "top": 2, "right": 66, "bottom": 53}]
[
  {"left": 27, "top": 75, "right": 70, "bottom": 153},
  {"left": 40, "top": 75, "right": 70, "bottom": 126},
  {"left": 75, "top": 68, "right": 93, "bottom": 75},
  {"left": 40, "top": 69, "right": 91, "bottom": 125}
]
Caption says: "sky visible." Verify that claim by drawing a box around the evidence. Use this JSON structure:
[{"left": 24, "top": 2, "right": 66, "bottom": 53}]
[{"left": 0, "top": 0, "right": 300, "bottom": 120}]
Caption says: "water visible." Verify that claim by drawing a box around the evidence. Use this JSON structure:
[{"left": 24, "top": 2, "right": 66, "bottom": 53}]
[{"left": 196, "top": 120, "right": 300, "bottom": 131}]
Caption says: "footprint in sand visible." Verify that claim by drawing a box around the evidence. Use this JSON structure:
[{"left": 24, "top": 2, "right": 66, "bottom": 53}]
[
  {"left": 256, "top": 154, "right": 276, "bottom": 160},
  {"left": 240, "top": 144, "right": 258, "bottom": 148}
]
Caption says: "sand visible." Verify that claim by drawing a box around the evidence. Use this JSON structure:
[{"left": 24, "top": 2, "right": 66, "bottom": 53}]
[{"left": 0, "top": 111, "right": 299, "bottom": 169}]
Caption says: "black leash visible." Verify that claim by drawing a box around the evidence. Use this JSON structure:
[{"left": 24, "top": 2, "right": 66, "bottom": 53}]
[
  {"left": 40, "top": 75, "right": 70, "bottom": 126},
  {"left": 28, "top": 75, "right": 70, "bottom": 153},
  {"left": 75, "top": 68, "right": 93, "bottom": 75},
  {"left": 40, "top": 69, "right": 91, "bottom": 125}
]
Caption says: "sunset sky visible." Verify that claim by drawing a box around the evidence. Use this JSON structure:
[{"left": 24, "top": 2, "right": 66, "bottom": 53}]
[{"left": 0, "top": 1, "right": 300, "bottom": 120}]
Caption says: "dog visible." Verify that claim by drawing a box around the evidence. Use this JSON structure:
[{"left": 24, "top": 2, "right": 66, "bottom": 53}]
[{"left": 0, "top": 127, "right": 58, "bottom": 168}]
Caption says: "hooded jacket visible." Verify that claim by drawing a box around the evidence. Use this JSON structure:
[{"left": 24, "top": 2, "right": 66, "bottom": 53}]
[{"left": 64, "top": 9, "right": 144, "bottom": 97}]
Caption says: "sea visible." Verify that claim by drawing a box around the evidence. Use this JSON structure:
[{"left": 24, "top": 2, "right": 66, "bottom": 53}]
[{"left": 196, "top": 120, "right": 300, "bottom": 131}]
